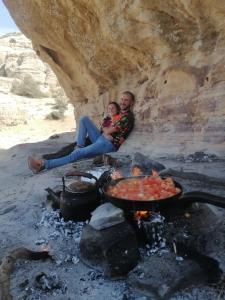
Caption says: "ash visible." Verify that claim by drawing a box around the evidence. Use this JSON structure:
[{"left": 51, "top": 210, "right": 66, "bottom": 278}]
[
  {"left": 36, "top": 208, "right": 85, "bottom": 266},
  {"left": 140, "top": 213, "right": 167, "bottom": 256},
  {"left": 12, "top": 209, "right": 136, "bottom": 300},
  {"left": 37, "top": 209, "right": 84, "bottom": 241}
]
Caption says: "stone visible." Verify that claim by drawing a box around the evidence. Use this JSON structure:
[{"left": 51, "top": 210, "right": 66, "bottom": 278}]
[
  {"left": 80, "top": 222, "right": 140, "bottom": 278},
  {"left": 0, "top": 33, "right": 67, "bottom": 99},
  {"left": 0, "top": 77, "right": 14, "bottom": 93},
  {"left": 131, "top": 152, "right": 166, "bottom": 175},
  {"left": 128, "top": 252, "right": 204, "bottom": 299},
  {"left": 0, "top": 32, "right": 73, "bottom": 131},
  {"left": 3, "top": 1, "right": 225, "bottom": 156},
  {"left": 89, "top": 203, "right": 125, "bottom": 230}
]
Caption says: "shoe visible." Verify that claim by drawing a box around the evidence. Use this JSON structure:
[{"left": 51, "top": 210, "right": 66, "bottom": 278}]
[
  {"left": 42, "top": 143, "right": 76, "bottom": 160},
  {"left": 42, "top": 137, "right": 92, "bottom": 160},
  {"left": 28, "top": 156, "right": 45, "bottom": 174}
]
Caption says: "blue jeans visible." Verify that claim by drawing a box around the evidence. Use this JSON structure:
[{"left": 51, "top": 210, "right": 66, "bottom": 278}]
[
  {"left": 45, "top": 116, "right": 116, "bottom": 169},
  {"left": 76, "top": 116, "right": 101, "bottom": 146}
]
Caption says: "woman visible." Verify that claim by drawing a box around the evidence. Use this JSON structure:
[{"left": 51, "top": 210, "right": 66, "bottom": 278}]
[{"left": 100, "top": 101, "right": 121, "bottom": 137}]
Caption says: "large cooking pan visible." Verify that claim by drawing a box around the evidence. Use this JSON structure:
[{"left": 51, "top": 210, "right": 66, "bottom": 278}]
[{"left": 102, "top": 176, "right": 225, "bottom": 211}]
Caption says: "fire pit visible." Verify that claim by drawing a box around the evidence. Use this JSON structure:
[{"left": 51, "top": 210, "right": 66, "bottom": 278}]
[{"left": 43, "top": 154, "right": 225, "bottom": 299}]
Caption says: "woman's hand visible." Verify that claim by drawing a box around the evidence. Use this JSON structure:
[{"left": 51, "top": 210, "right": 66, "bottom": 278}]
[{"left": 102, "top": 126, "right": 117, "bottom": 135}]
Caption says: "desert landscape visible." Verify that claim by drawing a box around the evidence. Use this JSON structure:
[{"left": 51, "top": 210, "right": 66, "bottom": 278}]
[{"left": 1, "top": 1, "right": 225, "bottom": 299}]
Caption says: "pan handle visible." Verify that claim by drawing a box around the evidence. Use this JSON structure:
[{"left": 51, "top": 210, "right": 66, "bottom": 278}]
[
  {"left": 180, "top": 191, "right": 225, "bottom": 208},
  {"left": 45, "top": 188, "right": 60, "bottom": 208}
]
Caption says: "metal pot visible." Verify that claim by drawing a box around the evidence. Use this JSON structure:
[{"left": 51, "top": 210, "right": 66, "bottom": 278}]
[
  {"left": 60, "top": 171, "right": 101, "bottom": 221},
  {"left": 46, "top": 171, "right": 100, "bottom": 221}
]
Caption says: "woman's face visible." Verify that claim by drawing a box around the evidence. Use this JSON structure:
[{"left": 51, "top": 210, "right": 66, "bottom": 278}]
[{"left": 107, "top": 104, "right": 118, "bottom": 117}]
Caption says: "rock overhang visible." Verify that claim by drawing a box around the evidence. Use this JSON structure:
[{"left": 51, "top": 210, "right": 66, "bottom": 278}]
[{"left": 3, "top": 0, "right": 225, "bottom": 156}]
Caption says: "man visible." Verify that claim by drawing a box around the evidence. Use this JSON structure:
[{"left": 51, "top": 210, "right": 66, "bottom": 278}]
[{"left": 28, "top": 91, "right": 135, "bottom": 173}]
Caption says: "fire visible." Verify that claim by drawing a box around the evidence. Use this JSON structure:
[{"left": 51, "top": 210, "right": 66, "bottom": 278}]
[
  {"left": 134, "top": 210, "right": 150, "bottom": 220},
  {"left": 131, "top": 166, "right": 143, "bottom": 177},
  {"left": 151, "top": 169, "right": 159, "bottom": 177}
]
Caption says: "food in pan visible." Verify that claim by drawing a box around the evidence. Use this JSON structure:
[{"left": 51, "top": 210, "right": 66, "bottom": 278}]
[{"left": 107, "top": 174, "right": 181, "bottom": 201}]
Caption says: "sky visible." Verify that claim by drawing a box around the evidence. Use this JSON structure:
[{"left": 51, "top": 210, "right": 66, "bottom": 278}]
[{"left": 0, "top": 0, "right": 20, "bottom": 35}]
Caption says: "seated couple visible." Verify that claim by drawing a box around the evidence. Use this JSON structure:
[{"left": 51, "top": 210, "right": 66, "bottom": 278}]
[{"left": 28, "top": 91, "right": 135, "bottom": 173}]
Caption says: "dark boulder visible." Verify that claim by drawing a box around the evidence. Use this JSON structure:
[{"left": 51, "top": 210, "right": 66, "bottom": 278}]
[{"left": 80, "top": 221, "right": 140, "bottom": 278}]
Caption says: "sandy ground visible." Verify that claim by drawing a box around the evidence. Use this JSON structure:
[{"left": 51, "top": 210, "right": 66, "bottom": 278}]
[
  {"left": 0, "top": 119, "right": 137, "bottom": 300},
  {"left": 1, "top": 117, "right": 225, "bottom": 299},
  {"left": 0, "top": 115, "right": 76, "bottom": 150}
]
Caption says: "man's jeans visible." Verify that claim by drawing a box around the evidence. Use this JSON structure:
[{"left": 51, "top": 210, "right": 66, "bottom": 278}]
[
  {"left": 45, "top": 116, "right": 116, "bottom": 169},
  {"left": 76, "top": 116, "right": 101, "bottom": 146}
]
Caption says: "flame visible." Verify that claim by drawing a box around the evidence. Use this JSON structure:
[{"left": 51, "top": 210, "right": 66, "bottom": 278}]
[
  {"left": 134, "top": 210, "right": 150, "bottom": 220},
  {"left": 131, "top": 166, "right": 143, "bottom": 177},
  {"left": 151, "top": 169, "right": 159, "bottom": 177}
]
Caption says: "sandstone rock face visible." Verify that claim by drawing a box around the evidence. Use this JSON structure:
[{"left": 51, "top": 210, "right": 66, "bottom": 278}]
[
  {"left": 0, "top": 32, "right": 67, "bottom": 99},
  {"left": 0, "top": 32, "right": 72, "bottom": 130},
  {"left": 3, "top": 1, "right": 225, "bottom": 156}
]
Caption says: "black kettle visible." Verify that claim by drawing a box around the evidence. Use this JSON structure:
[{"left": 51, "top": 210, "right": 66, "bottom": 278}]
[{"left": 46, "top": 171, "right": 101, "bottom": 221}]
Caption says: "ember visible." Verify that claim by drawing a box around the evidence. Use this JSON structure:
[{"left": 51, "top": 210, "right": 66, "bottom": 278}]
[
  {"left": 134, "top": 210, "right": 150, "bottom": 220},
  {"left": 131, "top": 166, "right": 143, "bottom": 176}
]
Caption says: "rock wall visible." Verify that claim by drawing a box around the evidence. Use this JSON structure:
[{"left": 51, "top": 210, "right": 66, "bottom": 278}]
[
  {"left": 0, "top": 32, "right": 67, "bottom": 99},
  {"left": 3, "top": 0, "right": 225, "bottom": 157},
  {"left": 0, "top": 32, "right": 71, "bottom": 128}
]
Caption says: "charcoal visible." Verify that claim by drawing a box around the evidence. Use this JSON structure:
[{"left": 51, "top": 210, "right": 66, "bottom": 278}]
[
  {"left": 34, "top": 272, "right": 62, "bottom": 291},
  {"left": 176, "top": 151, "right": 219, "bottom": 163},
  {"left": 19, "top": 279, "right": 29, "bottom": 289}
]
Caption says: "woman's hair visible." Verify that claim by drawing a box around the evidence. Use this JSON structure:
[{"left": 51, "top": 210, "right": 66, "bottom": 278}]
[{"left": 108, "top": 101, "right": 120, "bottom": 114}]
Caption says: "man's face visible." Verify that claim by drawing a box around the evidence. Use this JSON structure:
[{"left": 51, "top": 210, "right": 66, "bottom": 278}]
[{"left": 120, "top": 93, "right": 133, "bottom": 111}]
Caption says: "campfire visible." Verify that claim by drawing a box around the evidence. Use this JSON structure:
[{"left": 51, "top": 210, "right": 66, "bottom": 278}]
[{"left": 40, "top": 153, "right": 225, "bottom": 299}]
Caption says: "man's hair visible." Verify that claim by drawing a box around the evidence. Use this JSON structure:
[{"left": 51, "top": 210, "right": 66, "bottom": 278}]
[{"left": 123, "top": 91, "right": 135, "bottom": 102}]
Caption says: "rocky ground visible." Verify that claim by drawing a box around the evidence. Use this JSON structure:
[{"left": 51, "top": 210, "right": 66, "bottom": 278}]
[
  {"left": 0, "top": 92, "right": 74, "bottom": 149},
  {"left": 1, "top": 31, "right": 225, "bottom": 300},
  {"left": 1, "top": 127, "right": 225, "bottom": 299}
]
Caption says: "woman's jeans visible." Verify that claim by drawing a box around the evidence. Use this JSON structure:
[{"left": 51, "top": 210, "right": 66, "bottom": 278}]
[{"left": 45, "top": 116, "right": 116, "bottom": 169}]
